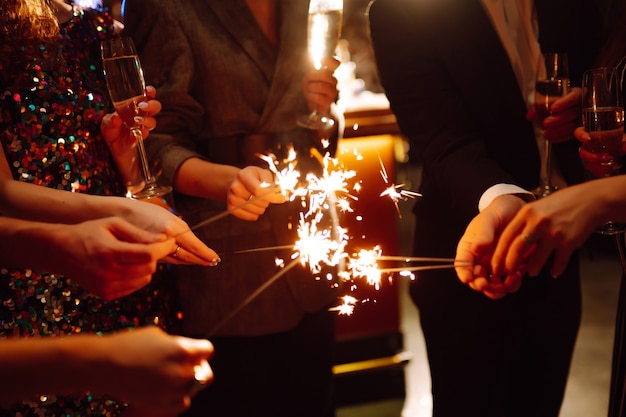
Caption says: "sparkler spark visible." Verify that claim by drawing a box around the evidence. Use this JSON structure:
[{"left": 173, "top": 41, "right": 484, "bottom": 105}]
[
  {"left": 294, "top": 212, "right": 347, "bottom": 274},
  {"left": 188, "top": 148, "right": 464, "bottom": 325},
  {"left": 329, "top": 295, "right": 358, "bottom": 315},
  {"left": 378, "top": 154, "right": 421, "bottom": 218}
]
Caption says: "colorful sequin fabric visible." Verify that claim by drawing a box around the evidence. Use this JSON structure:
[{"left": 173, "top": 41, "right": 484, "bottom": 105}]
[{"left": 0, "top": 8, "right": 178, "bottom": 416}]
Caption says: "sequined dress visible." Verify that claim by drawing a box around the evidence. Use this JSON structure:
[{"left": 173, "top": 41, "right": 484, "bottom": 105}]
[{"left": 0, "top": 8, "right": 177, "bottom": 416}]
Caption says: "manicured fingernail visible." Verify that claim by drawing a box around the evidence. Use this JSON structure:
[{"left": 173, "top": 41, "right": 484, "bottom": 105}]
[
  {"left": 138, "top": 101, "right": 149, "bottom": 109},
  {"left": 210, "top": 257, "right": 221, "bottom": 266}
]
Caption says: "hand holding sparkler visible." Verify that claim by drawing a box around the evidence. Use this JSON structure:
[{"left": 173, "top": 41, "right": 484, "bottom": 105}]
[
  {"left": 227, "top": 166, "right": 287, "bottom": 221},
  {"left": 455, "top": 194, "right": 529, "bottom": 299}
]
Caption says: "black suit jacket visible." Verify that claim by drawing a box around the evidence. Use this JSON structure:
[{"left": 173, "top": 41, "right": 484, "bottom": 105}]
[
  {"left": 369, "top": 4, "right": 606, "bottom": 414},
  {"left": 369, "top": 0, "right": 603, "bottom": 267}
]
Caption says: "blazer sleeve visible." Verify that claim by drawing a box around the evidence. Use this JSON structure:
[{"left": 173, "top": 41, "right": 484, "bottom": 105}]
[{"left": 122, "top": 0, "right": 207, "bottom": 186}]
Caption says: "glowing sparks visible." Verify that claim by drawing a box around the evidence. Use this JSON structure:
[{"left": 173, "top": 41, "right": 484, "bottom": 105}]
[
  {"left": 329, "top": 295, "right": 358, "bottom": 315},
  {"left": 303, "top": 155, "right": 357, "bottom": 217},
  {"left": 347, "top": 247, "right": 383, "bottom": 289},
  {"left": 378, "top": 154, "right": 421, "bottom": 218},
  {"left": 257, "top": 150, "right": 399, "bottom": 311},
  {"left": 191, "top": 148, "right": 445, "bottom": 319},
  {"left": 258, "top": 151, "right": 302, "bottom": 200},
  {"left": 294, "top": 212, "right": 347, "bottom": 274}
]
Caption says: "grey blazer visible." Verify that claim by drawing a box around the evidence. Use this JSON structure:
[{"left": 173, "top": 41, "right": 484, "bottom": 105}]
[{"left": 123, "top": 0, "right": 339, "bottom": 336}]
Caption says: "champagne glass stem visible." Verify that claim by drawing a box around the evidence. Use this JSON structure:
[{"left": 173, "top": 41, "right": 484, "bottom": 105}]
[
  {"left": 130, "top": 127, "right": 156, "bottom": 187},
  {"left": 542, "top": 138, "right": 553, "bottom": 194}
]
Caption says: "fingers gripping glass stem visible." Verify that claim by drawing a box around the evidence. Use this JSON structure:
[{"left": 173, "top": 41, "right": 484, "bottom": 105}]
[
  {"left": 533, "top": 52, "right": 570, "bottom": 198},
  {"left": 101, "top": 36, "right": 171, "bottom": 199},
  {"left": 298, "top": 0, "right": 343, "bottom": 130}
]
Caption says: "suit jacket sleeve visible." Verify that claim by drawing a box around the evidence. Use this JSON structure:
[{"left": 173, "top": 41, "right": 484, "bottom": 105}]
[
  {"left": 122, "top": 0, "right": 207, "bottom": 186},
  {"left": 369, "top": 0, "right": 537, "bottom": 222}
]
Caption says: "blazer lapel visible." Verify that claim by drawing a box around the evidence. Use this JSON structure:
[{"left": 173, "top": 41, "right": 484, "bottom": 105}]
[
  {"left": 258, "top": 0, "right": 309, "bottom": 128},
  {"left": 205, "top": 0, "right": 276, "bottom": 82},
  {"left": 440, "top": 0, "right": 523, "bottom": 114}
]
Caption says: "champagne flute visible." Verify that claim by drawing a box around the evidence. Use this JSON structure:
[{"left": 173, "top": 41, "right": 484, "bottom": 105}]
[
  {"left": 581, "top": 67, "right": 625, "bottom": 235},
  {"left": 533, "top": 52, "right": 570, "bottom": 198},
  {"left": 101, "top": 37, "right": 172, "bottom": 200},
  {"left": 297, "top": 0, "right": 343, "bottom": 130}
]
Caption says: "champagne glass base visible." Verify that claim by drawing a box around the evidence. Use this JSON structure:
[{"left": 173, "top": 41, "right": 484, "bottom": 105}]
[
  {"left": 595, "top": 221, "right": 625, "bottom": 236},
  {"left": 297, "top": 112, "right": 335, "bottom": 130},
  {"left": 131, "top": 184, "right": 176, "bottom": 213},
  {"left": 531, "top": 184, "right": 558, "bottom": 199},
  {"left": 131, "top": 184, "right": 173, "bottom": 200}
]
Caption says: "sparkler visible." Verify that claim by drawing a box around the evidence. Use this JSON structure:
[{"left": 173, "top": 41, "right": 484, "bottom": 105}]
[
  {"left": 187, "top": 149, "right": 472, "bottom": 323},
  {"left": 208, "top": 258, "right": 301, "bottom": 336},
  {"left": 187, "top": 184, "right": 281, "bottom": 233}
]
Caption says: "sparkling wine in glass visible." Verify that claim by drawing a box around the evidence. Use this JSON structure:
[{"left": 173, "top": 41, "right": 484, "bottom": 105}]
[
  {"left": 582, "top": 67, "right": 625, "bottom": 235},
  {"left": 533, "top": 52, "right": 570, "bottom": 198},
  {"left": 101, "top": 37, "right": 172, "bottom": 200},
  {"left": 297, "top": 0, "right": 343, "bottom": 130}
]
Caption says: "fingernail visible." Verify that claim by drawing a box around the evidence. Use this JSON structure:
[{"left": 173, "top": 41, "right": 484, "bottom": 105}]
[
  {"left": 134, "top": 116, "right": 144, "bottom": 124},
  {"left": 210, "top": 257, "right": 221, "bottom": 267},
  {"left": 146, "top": 85, "right": 155, "bottom": 93},
  {"left": 138, "top": 101, "right": 149, "bottom": 109}
]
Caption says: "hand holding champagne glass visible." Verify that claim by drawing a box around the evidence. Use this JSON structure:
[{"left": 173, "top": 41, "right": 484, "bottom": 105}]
[
  {"left": 297, "top": 0, "right": 343, "bottom": 130},
  {"left": 533, "top": 52, "right": 570, "bottom": 198},
  {"left": 581, "top": 67, "right": 625, "bottom": 235},
  {"left": 101, "top": 37, "right": 172, "bottom": 200}
]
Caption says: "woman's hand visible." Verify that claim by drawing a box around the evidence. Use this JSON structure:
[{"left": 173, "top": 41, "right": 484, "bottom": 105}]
[
  {"left": 101, "top": 85, "right": 162, "bottom": 191},
  {"left": 490, "top": 180, "right": 604, "bottom": 281},
  {"left": 89, "top": 327, "right": 214, "bottom": 416},
  {"left": 49, "top": 217, "right": 175, "bottom": 300},
  {"left": 112, "top": 198, "right": 221, "bottom": 267},
  {"left": 227, "top": 166, "right": 287, "bottom": 221},
  {"left": 301, "top": 56, "right": 340, "bottom": 115},
  {"left": 0, "top": 327, "right": 213, "bottom": 412},
  {"left": 527, "top": 87, "right": 582, "bottom": 143},
  {"left": 575, "top": 126, "right": 626, "bottom": 178}
]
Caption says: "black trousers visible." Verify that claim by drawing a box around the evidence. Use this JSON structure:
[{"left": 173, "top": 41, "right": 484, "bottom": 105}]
[
  {"left": 609, "top": 272, "right": 626, "bottom": 417},
  {"left": 410, "top": 256, "right": 582, "bottom": 417},
  {"left": 181, "top": 309, "right": 336, "bottom": 417}
]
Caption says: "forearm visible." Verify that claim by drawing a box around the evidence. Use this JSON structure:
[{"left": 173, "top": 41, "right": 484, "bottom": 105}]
[
  {"left": 0, "top": 218, "right": 89, "bottom": 274},
  {"left": 590, "top": 175, "right": 626, "bottom": 224},
  {"left": 174, "top": 157, "right": 239, "bottom": 201},
  {"left": 0, "top": 180, "right": 138, "bottom": 224},
  {"left": 0, "top": 335, "right": 102, "bottom": 405}
]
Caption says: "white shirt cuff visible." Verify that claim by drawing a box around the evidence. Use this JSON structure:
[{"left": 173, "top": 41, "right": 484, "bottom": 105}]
[{"left": 478, "top": 184, "right": 535, "bottom": 212}]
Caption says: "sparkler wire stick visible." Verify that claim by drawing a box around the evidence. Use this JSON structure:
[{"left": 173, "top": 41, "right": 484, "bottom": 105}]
[
  {"left": 327, "top": 189, "right": 346, "bottom": 273},
  {"left": 187, "top": 186, "right": 281, "bottom": 233},
  {"left": 207, "top": 258, "right": 301, "bottom": 336},
  {"left": 231, "top": 245, "right": 294, "bottom": 254},
  {"left": 378, "top": 263, "right": 472, "bottom": 274},
  {"left": 376, "top": 256, "right": 462, "bottom": 263}
]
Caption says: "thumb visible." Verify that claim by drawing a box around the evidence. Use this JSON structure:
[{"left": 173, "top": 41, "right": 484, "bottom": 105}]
[
  {"left": 177, "top": 337, "right": 214, "bottom": 359},
  {"left": 101, "top": 112, "right": 124, "bottom": 129}
]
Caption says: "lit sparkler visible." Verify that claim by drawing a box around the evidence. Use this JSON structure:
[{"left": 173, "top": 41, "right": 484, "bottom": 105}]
[
  {"left": 329, "top": 295, "right": 358, "bottom": 315},
  {"left": 189, "top": 149, "right": 470, "bottom": 321},
  {"left": 208, "top": 258, "right": 301, "bottom": 336}
]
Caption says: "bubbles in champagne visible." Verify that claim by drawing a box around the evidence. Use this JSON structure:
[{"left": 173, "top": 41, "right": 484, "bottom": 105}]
[{"left": 308, "top": 10, "right": 343, "bottom": 69}]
